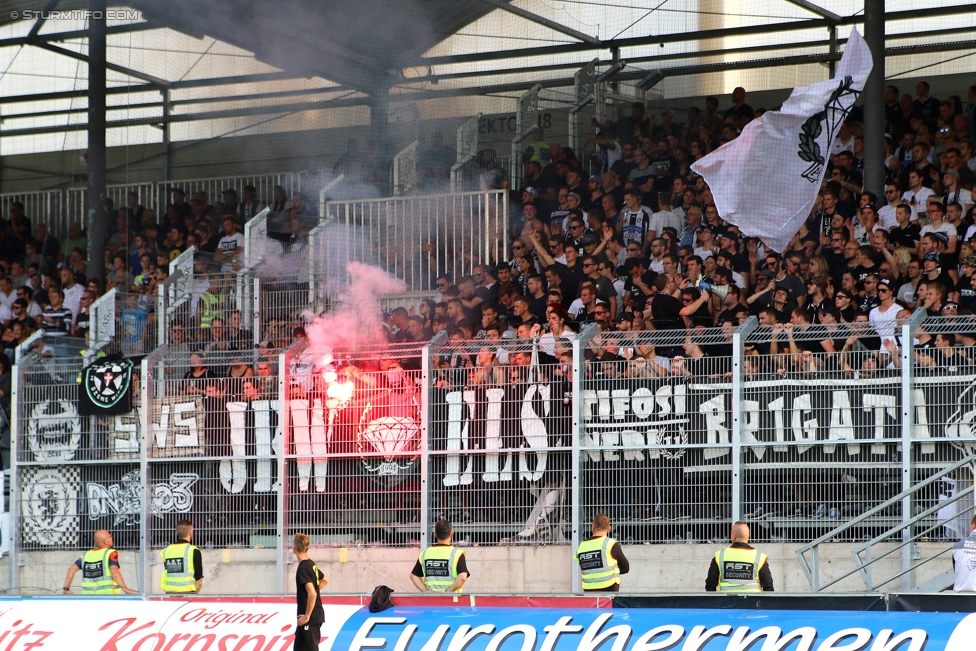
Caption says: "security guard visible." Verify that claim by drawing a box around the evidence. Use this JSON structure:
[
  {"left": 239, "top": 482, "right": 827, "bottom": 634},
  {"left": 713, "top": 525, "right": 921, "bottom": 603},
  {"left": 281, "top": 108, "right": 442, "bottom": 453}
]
[
  {"left": 705, "top": 522, "right": 774, "bottom": 592},
  {"left": 63, "top": 530, "right": 135, "bottom": 594},
  {"left": 951, "top": 514, "right": 976, "bottom": 591},
  {"left": 410, "top": 519, "right": 469, "bottom": 592},
  {"left": 575, "top": 514, "right": 629, "bottom": 591},
  {"left": 160, "top": 519, "right": 204, "bottom": 593}
]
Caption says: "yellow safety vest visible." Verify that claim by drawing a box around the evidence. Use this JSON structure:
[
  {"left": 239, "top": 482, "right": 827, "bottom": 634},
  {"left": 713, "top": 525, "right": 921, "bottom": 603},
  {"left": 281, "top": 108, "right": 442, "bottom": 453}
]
[
  {"left": 199, "top": 292, "right": 221, "bottom": 328},
  {"left": 160, "top": 542, "right": 198, "bottom": 593},
  {"left": 419, "top": 545, "right": 463, "bottom": 592},
  {"left": 528, "top": 140, "right": 550, "bottom": 164},
  {"left": 715, "top": 547, "right": 767, "bottom": 592},
  {"left": 81, "top": 548, "right": 121, "bottom": 594},
  {"left": 575, "top": 535, "right": 620, "bottom": 590}
]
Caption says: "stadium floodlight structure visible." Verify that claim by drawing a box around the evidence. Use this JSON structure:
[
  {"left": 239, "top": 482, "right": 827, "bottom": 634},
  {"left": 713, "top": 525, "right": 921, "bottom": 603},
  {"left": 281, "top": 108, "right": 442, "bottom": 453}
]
[
  {"left": 451, "top": 113, "right": 483, "bottom": 193},
  {"left": 393, "top": 140, "right": 420, "bottom": 196},
  {"left": 568, "top": 59, "right": 598, "bottom": 159},
  {"left": 510, "top": 84, "right": 542, "bottom": 190}
]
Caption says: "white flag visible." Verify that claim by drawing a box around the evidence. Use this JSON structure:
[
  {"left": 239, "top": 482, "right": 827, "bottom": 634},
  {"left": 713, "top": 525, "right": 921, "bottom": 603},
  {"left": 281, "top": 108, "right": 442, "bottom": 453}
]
[{"left": 691, "top": 28, "right": 873, "bottom": 253}]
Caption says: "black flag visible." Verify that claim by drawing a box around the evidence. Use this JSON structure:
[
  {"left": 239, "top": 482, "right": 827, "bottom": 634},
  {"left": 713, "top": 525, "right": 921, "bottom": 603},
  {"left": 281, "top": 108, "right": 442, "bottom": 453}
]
[{"left": 78, "top": 355, "right": 135, "bottom": 416}]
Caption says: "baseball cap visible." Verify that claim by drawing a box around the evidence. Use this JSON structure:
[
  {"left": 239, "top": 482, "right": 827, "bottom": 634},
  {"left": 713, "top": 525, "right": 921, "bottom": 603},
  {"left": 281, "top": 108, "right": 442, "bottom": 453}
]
[
  {"left": 568, "top": 192, "right": 582, "bottom": 202},
  {"left": 589, "top": 175, "right": 601, "bottom": 184},
  {"left": 757, "top": 269, "right": 774, "bottom": 278},
  {"left": 878, "top": 278, "right": 893, "bottom": 289},
  {"left": 615, "top": 312, "right": 634, "bottom": 323},
  {"left": 944, "top": 168, "right": 960, "bottom": 179},
  {"left": 923, "top": 251, "right": 941, "bottom": 263},
  {"left": 931, "top": 232, "right": 949, "bottom": 246},
  {"left": 963, "top": 254, "right": 976, "bottom": 267},
  {"left": 523, "top": 186, "right": 539, "bottom": 197},
  {"left": 579, "top": 233, "right": 599, "bottom": 246},
  {"left": 698, "top": 222, "right": 713, "bottom": 231}
]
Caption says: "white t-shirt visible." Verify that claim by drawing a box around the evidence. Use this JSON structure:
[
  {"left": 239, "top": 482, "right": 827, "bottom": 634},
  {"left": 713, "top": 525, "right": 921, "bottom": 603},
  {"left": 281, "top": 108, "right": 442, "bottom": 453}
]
[
  {"left": 63, "top": 283, "right": 84, "bottom": 319},
  {"left": 896, "top": 281, "right": 917, "bottom": 306},
  {"left": 693, "top": 246, "right": 715, "bottom": 260},
  {"left": 649, "top": 210, "right": 682, "bottom": 236},
  {"left": 943, "top": 188, "right": 973, "bottom": 210},
  {"left": 830, "top": 136, "right": 855, "bottom": 156},
  {"left": 218, "top": 232, "right": 245, "bottom": 257},
  {"left": 877, "top": 204, "right": 899, "bottom": 230},
  {"left": 540, "top": 330, "right": 576, "bottom": 357},
  {"left": 902, "top": 188, "right": 934, "bottom": 218},
  {"left": 0, "top": 289, "right": 13, "bottom": 309},
  {"left": 920, "top": 222, "right": 957, "bottom": 247},
  {"left": 869, "top": 302, "right": 900, "bottom": 344}
]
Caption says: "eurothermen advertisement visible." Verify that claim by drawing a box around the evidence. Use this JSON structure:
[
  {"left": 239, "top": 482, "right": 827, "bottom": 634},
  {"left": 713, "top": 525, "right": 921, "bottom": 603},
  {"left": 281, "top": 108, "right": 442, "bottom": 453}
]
[{"left": 0, "top": 600, "right": 973, "bottom": 651}]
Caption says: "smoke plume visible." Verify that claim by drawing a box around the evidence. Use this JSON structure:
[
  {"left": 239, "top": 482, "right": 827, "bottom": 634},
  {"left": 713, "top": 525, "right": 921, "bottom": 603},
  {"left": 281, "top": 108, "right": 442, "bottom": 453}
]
[{"left": 303, "top": 261, "right": 406, "bottom": 363}]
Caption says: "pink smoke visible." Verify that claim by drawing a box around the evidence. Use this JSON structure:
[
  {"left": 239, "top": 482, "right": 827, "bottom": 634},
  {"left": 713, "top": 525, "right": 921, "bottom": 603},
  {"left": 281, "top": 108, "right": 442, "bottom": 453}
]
[{"left": 303, "top": 262, "right": 407, "bottom": 362}]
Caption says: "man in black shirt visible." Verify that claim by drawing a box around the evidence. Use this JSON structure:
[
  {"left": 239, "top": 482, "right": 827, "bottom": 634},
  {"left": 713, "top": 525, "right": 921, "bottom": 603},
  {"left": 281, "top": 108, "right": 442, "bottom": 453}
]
[{"left": 293, "top": 532, "right": 328, "bottom": 651}]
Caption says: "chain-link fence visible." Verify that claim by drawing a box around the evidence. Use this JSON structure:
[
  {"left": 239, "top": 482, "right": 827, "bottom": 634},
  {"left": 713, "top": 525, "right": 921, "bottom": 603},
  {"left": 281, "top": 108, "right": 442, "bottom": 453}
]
[
  {"left": 281, "top": 339, "right": 425, "bottom": 548},
  {"left": 9, "top": 314, "right": 976, "bottom": 594}
]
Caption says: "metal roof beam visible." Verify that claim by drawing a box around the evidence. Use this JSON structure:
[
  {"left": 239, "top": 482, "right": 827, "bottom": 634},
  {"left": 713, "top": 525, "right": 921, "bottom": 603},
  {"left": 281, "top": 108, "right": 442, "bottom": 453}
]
[
  {"left": 783, "top": 0, "right": 842, "bottom": 23},
  {"left": 0, "top": 72, "right": 330, "bottom": 104},
  {"left": 37, "top": 42, "right": 172, "bottom": 88},
  {"left": 0, "top": 22, "right": 159, "bottom": 48},
  {"left": 2, "top": 86, "right": 351, "bottom": 121},
  {"left": 480, "top": 0, "right": 601, "bottom": 45},
  {"left": 0, "top": 94, "right": 367, "bottom": 137},
  {"left": 25, "top": 0, "right": 62, "bottom": 42},
  {"left": 421, "top": 3, "right": 976, "bottom": 66}
]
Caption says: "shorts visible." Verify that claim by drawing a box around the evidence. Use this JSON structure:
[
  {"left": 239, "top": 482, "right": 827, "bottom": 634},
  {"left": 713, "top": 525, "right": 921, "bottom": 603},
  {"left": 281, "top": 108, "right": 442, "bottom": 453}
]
[{"left": 294, "top": 624, "right": 321, "bottom": 651}]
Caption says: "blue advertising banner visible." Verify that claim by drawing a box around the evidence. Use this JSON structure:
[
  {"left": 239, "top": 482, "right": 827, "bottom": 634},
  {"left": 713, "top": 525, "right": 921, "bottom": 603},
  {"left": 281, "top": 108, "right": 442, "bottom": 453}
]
[{"left": 332, "top": 607, "right": 976, "bottom": 651}]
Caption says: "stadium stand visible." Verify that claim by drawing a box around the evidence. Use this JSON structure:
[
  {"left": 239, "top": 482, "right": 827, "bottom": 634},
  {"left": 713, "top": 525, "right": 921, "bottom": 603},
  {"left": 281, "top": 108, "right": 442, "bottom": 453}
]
[{"left": 4, "top": 2, "right": 976, "bottom": 597}]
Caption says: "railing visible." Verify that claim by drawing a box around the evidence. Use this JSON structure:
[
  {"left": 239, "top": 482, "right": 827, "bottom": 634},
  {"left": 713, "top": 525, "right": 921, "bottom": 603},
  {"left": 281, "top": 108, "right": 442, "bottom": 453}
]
[
  {"left": 797, "top": 455, "right": 976, "bottom": 592},
  {"left": 9, "top": 308, "right": 976, "bottom": 594},
  {"left": 1, "top": 172, "right": 304, "bottom": 242},
  {"left": 320, "top": 190, "right": 509, "bottom": 292}
]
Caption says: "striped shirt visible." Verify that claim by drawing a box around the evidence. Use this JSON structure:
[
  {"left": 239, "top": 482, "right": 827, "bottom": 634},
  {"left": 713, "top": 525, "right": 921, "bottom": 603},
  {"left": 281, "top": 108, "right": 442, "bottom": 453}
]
[{"left": 41, "top": 306, "right": 73, "bottom": 336}]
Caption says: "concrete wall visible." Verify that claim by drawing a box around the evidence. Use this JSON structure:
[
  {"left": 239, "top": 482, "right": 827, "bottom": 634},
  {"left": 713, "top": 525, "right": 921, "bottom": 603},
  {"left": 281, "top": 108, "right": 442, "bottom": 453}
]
[{"left": 15, "top": 541, "right": 954, "bottom": 596}]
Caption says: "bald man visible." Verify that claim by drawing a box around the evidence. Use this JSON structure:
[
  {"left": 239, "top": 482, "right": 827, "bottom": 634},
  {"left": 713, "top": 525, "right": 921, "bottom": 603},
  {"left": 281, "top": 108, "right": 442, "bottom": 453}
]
[
  {"left": 63, "top": 530, "right": 135, "bottom": 594},
  {"left": 705, "top": 522, "right": 774, "bottom": 592}
]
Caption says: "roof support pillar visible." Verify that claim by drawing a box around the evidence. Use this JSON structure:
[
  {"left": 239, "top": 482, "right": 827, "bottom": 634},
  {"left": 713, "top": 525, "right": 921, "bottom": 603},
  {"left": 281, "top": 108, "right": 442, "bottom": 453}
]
[
  {"left": 369, "top": 86, "right": 392, "bottom": 193},
  {"left": 161, "top": 88, "right": 172, "bottom": 181},
  {"left": 87, "top": 0, "right": 107, "bottom": 284},
  {"left": 862, "top": 0, "right": 886, "bottom": 198}
]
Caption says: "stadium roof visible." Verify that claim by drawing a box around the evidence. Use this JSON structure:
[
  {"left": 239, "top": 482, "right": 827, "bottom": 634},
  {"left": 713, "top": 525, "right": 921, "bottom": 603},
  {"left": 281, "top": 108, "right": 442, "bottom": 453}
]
[{"left": 1, "top": 1, "right": 975, "bottom": 154}]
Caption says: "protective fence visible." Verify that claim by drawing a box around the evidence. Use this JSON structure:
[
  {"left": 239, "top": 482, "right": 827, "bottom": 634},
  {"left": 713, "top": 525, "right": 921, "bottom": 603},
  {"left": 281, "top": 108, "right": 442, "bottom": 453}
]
[
  {"left": 319, "top": 190, "right": 509, "bottom": 293},
  {"left": 281, "top": 339, "right": 425, "bottom": 549},
  {"left": 1, "top": 172, "right": 304, "bottom": 243},
  {"left": 8, "top": 315, "right": 976, "bottom": 594}
]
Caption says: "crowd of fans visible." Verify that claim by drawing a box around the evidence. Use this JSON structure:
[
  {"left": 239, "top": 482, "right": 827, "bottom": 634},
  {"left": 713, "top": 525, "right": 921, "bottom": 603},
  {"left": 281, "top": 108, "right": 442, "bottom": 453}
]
[{"left": 378, "top": 82, "right": 976, "bottom": 380}]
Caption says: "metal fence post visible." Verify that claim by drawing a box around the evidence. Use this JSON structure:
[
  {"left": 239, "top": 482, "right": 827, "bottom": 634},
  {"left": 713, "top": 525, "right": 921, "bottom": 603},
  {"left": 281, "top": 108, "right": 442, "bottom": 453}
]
[
  {"left": 900, "top": 309, "right": 925, "bottom": 590},
  {"left": 276, "top": 347, "right": 291, "bottom": 594},
  {"left": 8, "top": 362, "right": 21, "bottom": 594},
  {"left": 139, "top": 352, "right": 154, "bottom": 595},
  {"left": 420, "top": 332, "right": 446, "bottom": 551},
  {"left": 571, "top": 323, "right": 599, "bottom": 594},
  {"left": 731, "top": 317, "right": 758, "bottom": 523}
]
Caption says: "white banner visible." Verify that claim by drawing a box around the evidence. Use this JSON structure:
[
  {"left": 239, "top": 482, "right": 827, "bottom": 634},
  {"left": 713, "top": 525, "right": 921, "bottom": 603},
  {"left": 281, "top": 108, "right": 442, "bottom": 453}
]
[{"left": 0, "top": 600, "right": 359, "bottom": 651}]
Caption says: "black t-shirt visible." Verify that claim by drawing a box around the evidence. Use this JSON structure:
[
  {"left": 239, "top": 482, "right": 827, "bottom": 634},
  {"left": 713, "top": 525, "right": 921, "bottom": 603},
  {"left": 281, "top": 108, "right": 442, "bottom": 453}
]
[
  {"left": 624, "top": 271, "right": 657, "bottom": 310},
  {"left": 649, "top": 292, "right": 682, "bottom": 330},
  {"left": 296, "top": 559, "right": 326, "bottom": 624},
  {"left": 959, "top": 275, "right": 976, "bottom": 311},
  {"left": 888, "top": 223, "right": 920, "bottom": 249}
]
